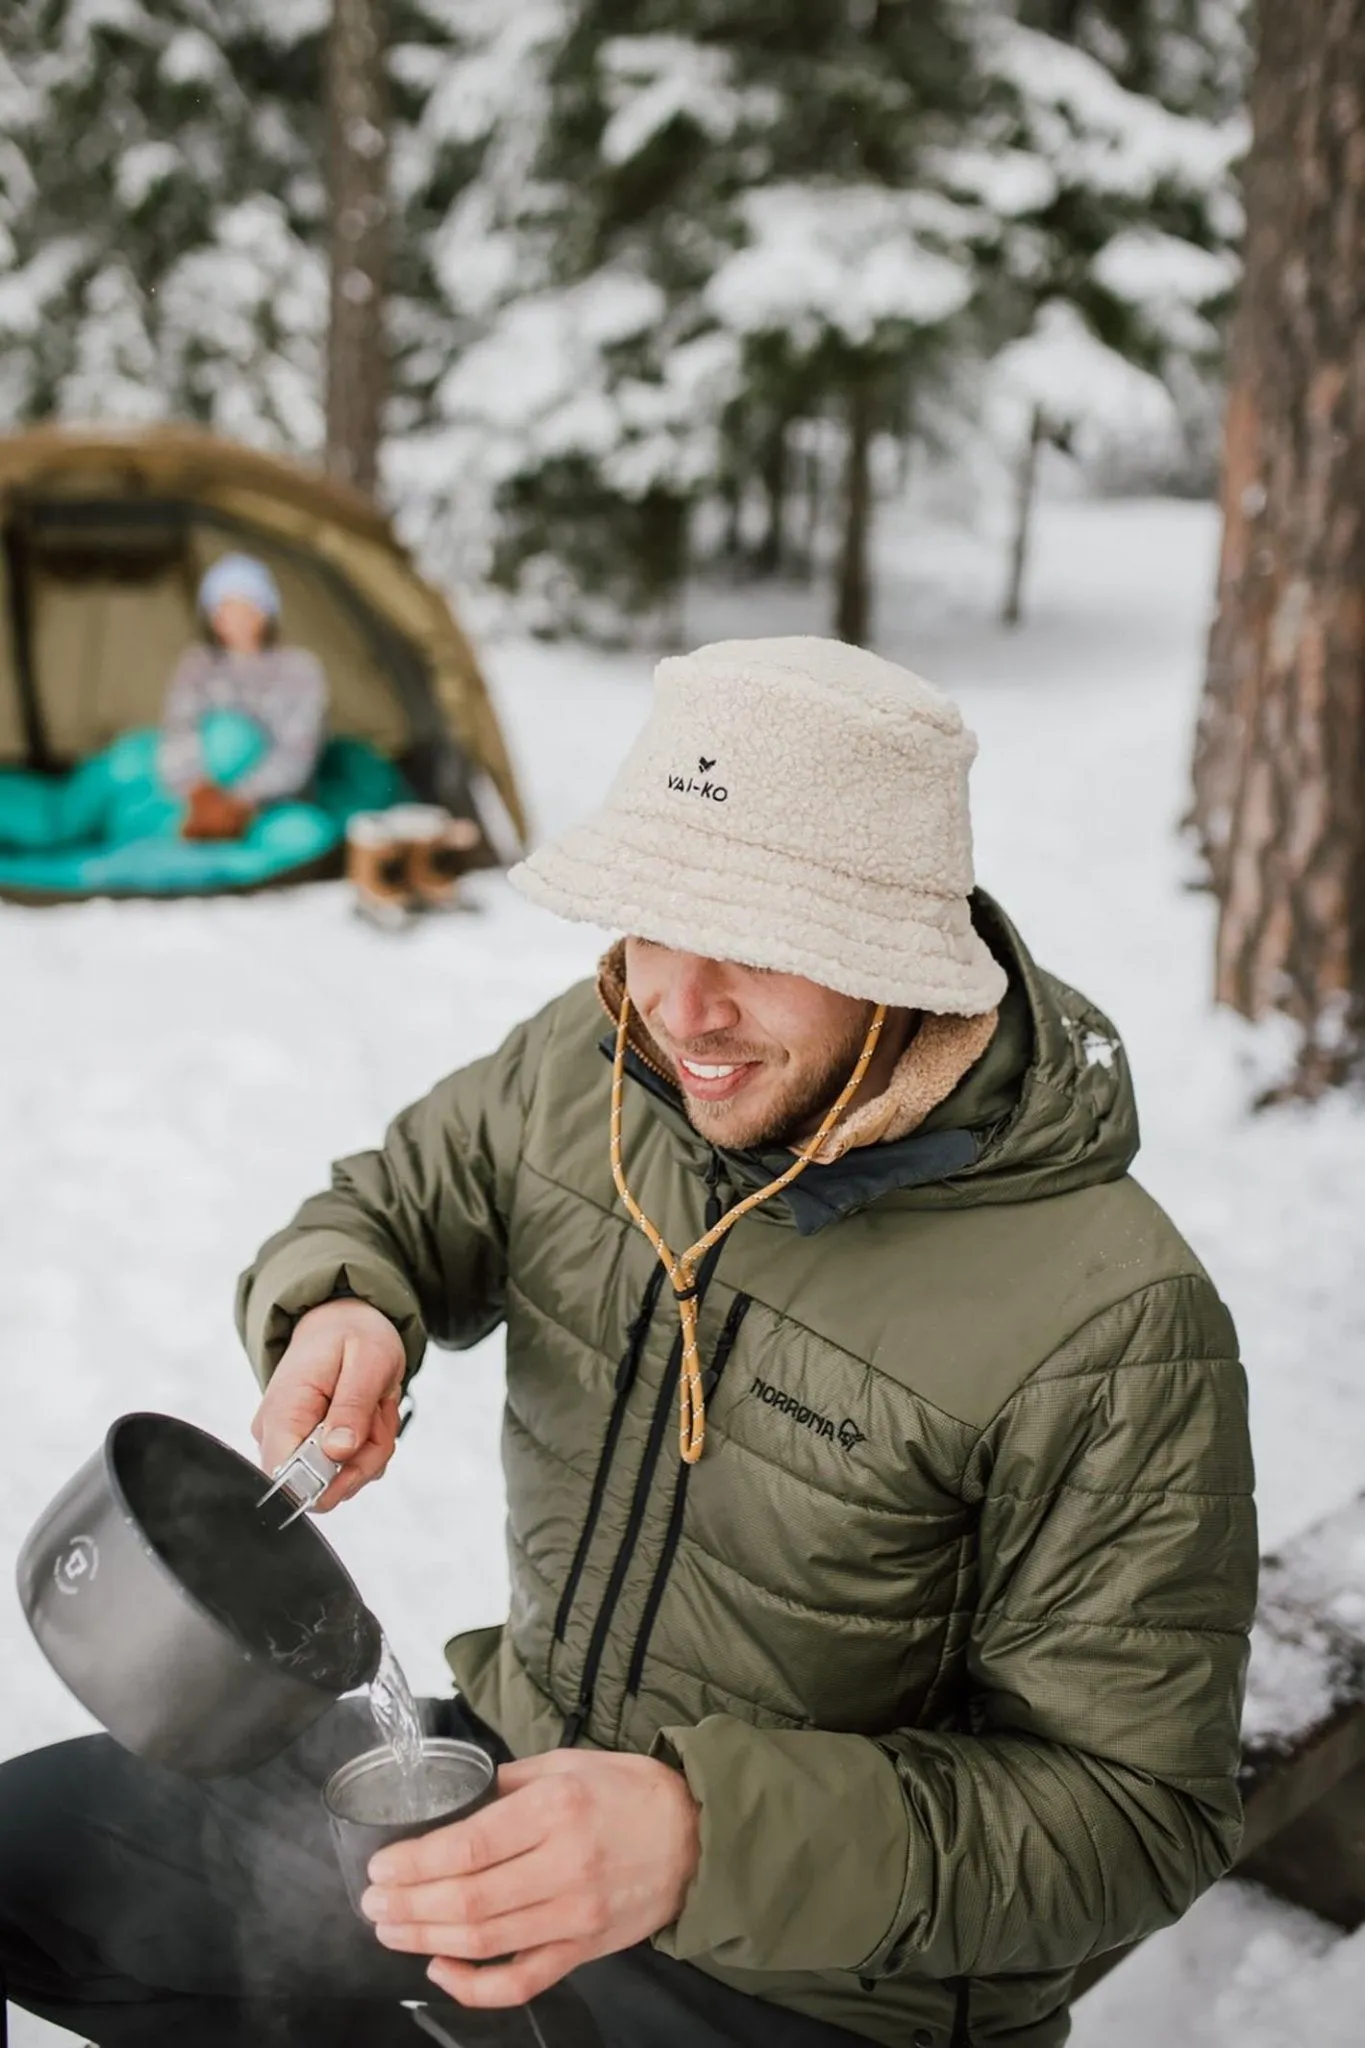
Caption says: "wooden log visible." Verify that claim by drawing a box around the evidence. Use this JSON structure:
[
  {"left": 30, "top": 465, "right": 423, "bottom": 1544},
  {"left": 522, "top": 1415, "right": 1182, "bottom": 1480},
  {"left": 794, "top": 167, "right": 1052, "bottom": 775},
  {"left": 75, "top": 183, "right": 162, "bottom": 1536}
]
[{"left": 1238, "top": 1758, "right": 1365, "bottom": 1930}]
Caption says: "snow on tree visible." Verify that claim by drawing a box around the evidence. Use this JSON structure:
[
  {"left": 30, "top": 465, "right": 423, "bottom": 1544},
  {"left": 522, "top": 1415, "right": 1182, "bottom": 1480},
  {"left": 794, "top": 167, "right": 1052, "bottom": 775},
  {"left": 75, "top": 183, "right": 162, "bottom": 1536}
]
[
  {"left": 697, "top": 1, "right": 1247, "bottom": 637},
  {"left": 0, "top": 0, "right": 328, "bottom": 444},
  {"left": 402, "top": 0, "right": 982, "bottom": 638},
  {"left": 0, "top": 0, "right": 466, "bottom": 464},
  {"left": 941, "top": 2, "right": 1248, "bottom": 621},
  {"left": 706, "top": 181, "right": 975, "bottom": 641},
  {"left": 387, "top": 5, "right": 748, "bottom": 630},
  {"left": 0, "top": 0, "right": 1253, "bottom": 642}
]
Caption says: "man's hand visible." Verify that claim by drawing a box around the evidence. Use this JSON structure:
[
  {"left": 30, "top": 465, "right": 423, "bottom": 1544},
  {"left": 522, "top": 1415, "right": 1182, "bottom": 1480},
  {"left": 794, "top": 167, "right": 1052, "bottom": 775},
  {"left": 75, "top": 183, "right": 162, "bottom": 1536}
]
[
  {"left": 251, "top": 1298, "right": 406, "bottom": 1509},
  {"left": 361, "top": 1749, "right": 701, "bottom": 2007}
]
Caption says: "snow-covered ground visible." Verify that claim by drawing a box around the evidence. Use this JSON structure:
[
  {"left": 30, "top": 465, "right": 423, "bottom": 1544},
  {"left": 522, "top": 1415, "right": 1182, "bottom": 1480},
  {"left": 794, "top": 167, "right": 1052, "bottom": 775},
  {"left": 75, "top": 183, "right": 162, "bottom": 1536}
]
[{"left": 3, "top": 495, "right": 1364, "bottom": 2044}]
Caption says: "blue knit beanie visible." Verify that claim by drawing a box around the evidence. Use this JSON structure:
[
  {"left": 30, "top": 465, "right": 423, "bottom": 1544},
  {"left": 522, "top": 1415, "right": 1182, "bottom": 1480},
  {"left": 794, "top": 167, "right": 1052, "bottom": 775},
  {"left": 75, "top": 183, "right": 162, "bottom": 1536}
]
[{"left": 198, "top": 553, "right": 281, "bottom": 620}]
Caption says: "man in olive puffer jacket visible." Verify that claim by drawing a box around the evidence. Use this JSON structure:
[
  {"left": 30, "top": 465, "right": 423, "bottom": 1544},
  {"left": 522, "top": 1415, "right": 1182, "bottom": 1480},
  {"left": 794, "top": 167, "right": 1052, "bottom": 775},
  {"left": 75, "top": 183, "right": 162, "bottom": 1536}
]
[{"left": 0, "top": 637, "right": 1256, "bottom": 2048}]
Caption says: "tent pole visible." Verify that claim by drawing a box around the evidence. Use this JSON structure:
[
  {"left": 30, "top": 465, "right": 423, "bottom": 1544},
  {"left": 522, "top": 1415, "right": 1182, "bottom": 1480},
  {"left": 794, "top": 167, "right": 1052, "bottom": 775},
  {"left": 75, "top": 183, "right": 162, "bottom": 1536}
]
[{"left": 2, "top": 523, "right": 52, "bottom": 771}]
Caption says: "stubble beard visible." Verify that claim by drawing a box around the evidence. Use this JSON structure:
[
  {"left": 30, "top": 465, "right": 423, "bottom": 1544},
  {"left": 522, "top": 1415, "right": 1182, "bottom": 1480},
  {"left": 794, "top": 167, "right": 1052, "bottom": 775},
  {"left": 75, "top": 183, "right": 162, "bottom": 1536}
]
[{"left": 678, "top": 1018, "right": 871, "bottom": 1153}]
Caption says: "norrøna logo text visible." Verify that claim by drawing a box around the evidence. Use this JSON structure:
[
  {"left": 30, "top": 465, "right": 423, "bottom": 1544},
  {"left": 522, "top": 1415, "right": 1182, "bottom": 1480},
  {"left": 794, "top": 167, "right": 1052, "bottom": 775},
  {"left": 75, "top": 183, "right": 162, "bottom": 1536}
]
[
  {"left": 667, "top": 755, "right": 728, "bottom": 802},
  {"left": 751, "top": 1376, "right": 867, "bottom": 1451}
]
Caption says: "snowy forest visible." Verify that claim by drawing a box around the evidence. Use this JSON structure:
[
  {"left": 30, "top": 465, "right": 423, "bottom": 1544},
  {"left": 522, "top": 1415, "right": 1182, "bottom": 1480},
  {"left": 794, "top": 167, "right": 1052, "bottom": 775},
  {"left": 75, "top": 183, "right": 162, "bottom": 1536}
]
[
  {"left": 0, "top": 1, "right": 1248, "bottom": 639},
  {"left": 10, "top": 12, "right": 1365, "bottom": 2048}
]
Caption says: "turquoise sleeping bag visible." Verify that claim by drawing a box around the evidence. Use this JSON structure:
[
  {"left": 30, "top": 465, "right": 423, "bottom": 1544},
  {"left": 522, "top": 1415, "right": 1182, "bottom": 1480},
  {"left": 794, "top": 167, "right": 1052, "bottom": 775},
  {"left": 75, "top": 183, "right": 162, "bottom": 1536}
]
[{"left": 0, "top": 711, "right": 408, "bottom": 898}]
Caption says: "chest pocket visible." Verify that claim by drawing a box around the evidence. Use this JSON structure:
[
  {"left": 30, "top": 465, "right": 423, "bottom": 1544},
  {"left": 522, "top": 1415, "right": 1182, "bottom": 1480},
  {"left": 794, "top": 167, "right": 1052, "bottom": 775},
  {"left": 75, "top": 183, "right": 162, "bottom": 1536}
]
[{"left": 643, "top": 1299, "right": 974, "bottom": 1735}]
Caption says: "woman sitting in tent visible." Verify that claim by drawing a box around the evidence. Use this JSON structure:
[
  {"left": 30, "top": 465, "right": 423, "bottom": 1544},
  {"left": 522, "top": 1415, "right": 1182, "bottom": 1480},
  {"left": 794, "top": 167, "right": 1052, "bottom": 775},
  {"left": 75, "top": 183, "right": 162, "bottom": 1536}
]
[
  {"left": 0, "top": 549, "right": 407, "bottom": 899},
  {"left": 161, "top": 554, "right": 328, "bottom": 842}
]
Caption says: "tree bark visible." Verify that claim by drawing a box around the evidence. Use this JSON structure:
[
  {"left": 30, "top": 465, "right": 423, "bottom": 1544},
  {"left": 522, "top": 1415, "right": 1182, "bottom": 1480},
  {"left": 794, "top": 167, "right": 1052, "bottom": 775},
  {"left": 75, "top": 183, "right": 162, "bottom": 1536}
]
[
  {"left": 325, "top": 0, "right": 390, "bottom": 500},
  {"left": 1001, "top": 403, "right": 1045, "bottom": 628},
  {"left": 753, "top": 416, "right": 790, "bottom": 577},
  {"left": 834, "top": 375, "right": 875, "bottom": 644},
  {"left": 1193, "top": 0, "right": 1365, "bottom": 1094}
]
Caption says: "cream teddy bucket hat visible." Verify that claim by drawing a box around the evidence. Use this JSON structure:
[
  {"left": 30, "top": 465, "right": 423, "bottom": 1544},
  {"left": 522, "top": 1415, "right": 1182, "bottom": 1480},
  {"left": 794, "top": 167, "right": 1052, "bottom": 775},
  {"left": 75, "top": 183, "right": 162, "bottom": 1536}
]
[{"left": 509, "top": 634, "right": 1007, "bottom": 1015}]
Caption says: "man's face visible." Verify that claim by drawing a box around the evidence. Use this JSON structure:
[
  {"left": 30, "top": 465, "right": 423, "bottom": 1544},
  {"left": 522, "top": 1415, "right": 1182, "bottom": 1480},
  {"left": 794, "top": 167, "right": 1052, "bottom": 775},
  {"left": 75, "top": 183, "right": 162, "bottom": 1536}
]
[{"left": 623, "top": 938, "right": 887, "bottom": 1151}]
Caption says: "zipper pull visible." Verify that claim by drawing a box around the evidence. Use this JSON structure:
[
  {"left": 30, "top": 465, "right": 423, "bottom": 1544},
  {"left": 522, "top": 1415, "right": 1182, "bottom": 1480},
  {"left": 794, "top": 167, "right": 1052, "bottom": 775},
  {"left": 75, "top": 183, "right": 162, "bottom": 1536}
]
[
  {"left": 561, "top": 1696, "right": 591, "bottom": 1747},
  {"left": 703, "top": 1150, "right": 726, "bottom": 1231}
]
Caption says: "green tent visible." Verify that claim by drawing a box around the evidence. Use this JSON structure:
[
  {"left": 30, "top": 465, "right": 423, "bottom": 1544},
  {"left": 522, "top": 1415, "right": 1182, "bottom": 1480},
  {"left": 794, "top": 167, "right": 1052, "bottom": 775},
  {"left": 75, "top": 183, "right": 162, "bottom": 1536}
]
[{"left": 0, "top": 423, "right": 528, "bottom": 896}]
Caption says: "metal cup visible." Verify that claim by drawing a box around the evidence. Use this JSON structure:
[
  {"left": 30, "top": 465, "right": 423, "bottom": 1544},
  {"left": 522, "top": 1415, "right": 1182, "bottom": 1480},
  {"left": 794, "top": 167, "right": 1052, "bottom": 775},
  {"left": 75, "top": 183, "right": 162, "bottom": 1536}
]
[{"left": 323, "top": 1737, "right": 497, "bottom": 1916}]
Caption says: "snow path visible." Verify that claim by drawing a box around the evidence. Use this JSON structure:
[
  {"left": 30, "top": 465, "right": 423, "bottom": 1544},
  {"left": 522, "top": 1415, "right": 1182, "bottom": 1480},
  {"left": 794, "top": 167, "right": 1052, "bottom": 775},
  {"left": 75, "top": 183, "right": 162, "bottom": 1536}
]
[{"left": 3, "top": 496, "right": 1364, "bottom": 2044}]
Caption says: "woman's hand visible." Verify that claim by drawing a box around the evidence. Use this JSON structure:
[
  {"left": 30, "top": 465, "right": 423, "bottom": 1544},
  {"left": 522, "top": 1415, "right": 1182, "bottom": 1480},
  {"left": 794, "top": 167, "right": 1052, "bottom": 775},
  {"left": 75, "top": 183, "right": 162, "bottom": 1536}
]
[{"left": 182, "top": 781, "right": 254, "bottom": 841}]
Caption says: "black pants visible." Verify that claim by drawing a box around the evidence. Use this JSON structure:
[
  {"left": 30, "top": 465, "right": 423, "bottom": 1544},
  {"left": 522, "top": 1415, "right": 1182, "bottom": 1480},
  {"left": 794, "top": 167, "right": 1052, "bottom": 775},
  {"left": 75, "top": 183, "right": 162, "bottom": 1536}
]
[{"left": 0, "top": 1697, "right": 870, "bottom": 2048}]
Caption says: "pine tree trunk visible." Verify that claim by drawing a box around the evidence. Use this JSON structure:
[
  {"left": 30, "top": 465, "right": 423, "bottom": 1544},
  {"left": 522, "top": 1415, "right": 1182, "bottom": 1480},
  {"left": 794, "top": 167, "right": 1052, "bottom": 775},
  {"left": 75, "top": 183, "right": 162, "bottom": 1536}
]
[
  {"left": 753, "top": 418, "right": 790, "bottom": 578},
  {"left": 1002, "top": 404, "right": 1045, "bottom": 628},
  {"left": 1196, "top": 0, "right": 1365, "bottom": 1094},
  {"left": 796, "top": 442, "right": 821, "bottom": 583},
  {"left": 834, "top": 376, "right": 874, "bottom": 644},
  {"left": 325, "top": 0, "right": 390, "bottom": 500}
]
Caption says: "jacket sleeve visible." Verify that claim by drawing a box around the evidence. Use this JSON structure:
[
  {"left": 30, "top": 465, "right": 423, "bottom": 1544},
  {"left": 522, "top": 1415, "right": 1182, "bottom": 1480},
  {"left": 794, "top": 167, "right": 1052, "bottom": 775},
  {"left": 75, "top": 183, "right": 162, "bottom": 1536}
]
[
  {"left": 652, "top": 1274, "right": 1257, "bottom": 1979},
  {"left": 235, "top": 1005, "right": 554, "bottom": 1388},
  {"left": 232, "top": 651, "right": 329, "bottom": 805},
  {"left": 158, "top": 649, "right": 209, "bottom": 794}
]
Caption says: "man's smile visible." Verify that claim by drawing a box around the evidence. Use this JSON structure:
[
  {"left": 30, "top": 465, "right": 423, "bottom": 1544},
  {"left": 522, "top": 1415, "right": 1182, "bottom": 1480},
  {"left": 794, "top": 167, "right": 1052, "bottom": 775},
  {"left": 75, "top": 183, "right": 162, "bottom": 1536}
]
[{"left": 675, "top": 1055, "right": 761, "bottom": 1103}]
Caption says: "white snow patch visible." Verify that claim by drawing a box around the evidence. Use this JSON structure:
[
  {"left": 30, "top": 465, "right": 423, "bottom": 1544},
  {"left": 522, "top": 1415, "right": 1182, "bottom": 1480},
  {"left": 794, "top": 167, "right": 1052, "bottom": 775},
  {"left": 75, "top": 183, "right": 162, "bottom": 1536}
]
[
  {"left": 990, "top": 20, "right": 1247, "bottom": 200},
  {"left": 1092, "top": 228, "right": 1239, "bottom": 310},
  {"left": 416, "top": 2, "right": 567, "bottom": 156},
  {"left": 159, "top": 26, "right": 228, "bottom": 87},
  {"left": 0, "top": 237, "right": 89, "bottom": 341},
  {"left": 440, "top": 270, "right": 664, "bottom": 430},
  {"left": 115, "top": 140, "right": 182, "bottom": 210},
  {"left": 926, "top": 143, "right": 1058, "bottom": 217},
  {"left": 988, "top": 300, "right": 1178, "bottom": 449},
  {"left": 598, "top": 36, "right": 777, "bottom": 165},
  {"left": 240, "top": 0, "right": 330, "bottom": 43},
  {"left": 707, "top": 184, "right": 974, "bottom": 350},
  {"left": 1241, "top": 1491, "right": 1365, "bottom": 1750}
]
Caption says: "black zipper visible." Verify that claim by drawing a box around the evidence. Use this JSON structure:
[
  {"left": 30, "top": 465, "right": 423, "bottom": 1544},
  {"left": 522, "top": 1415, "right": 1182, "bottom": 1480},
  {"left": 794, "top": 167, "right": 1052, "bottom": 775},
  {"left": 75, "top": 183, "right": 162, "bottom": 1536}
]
[
  {"left": 950, "top": 1977, "right": 972, "bottom": 2046},
  {"left": 561, "top": 1154, "right": 731, "bottom": 1746},
  {"left": 624, "top": 1290, "right": 752, "bottom": 1698},
  {"left": 552, "top": 1263, "right": 666, "bottom": 1645}
]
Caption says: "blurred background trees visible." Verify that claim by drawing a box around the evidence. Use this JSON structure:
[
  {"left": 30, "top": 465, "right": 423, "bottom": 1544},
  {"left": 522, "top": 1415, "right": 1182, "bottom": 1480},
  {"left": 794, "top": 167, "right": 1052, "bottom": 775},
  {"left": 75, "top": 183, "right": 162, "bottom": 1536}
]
[
  {"left": 0, "top": 0, "right": 1248, "bottom": 636},
  {"left": 7, "top": 3, "right": 1365, "bottom": 1091}
]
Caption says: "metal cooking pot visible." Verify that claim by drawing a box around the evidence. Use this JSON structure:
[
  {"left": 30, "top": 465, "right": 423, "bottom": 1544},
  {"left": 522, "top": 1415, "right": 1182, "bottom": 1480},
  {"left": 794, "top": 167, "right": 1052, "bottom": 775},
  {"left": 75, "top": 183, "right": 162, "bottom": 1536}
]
[{"left": 16, "top": 1412, "right": 381, "bottom": 1776}]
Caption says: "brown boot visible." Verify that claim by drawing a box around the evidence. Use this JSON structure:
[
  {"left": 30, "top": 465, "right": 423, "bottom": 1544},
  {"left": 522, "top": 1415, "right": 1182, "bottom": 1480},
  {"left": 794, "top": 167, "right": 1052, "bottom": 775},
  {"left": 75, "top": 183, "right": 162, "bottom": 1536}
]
[
  {"left": 345, "top": 813, "right": 412, "bottom": 929},
  {"left": 388, "top": 805, "right": 483, "bottom": 912}
]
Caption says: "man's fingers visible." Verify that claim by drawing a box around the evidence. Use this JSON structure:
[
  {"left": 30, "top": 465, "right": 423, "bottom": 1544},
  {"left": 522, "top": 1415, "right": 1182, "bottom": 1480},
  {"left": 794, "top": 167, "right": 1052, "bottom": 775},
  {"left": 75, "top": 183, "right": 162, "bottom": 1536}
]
[
  {"left": 378, "top": 1894, "right": 599, "bottom": 1964},
  {"left": 368, "top": 1782, "right": 548, "bottom": 1890},
  {"left": 426, "top": 1939, "right": 586, "bottom": 2008},
  {"left": 253, "top": 1302, "right": 406, "bottom": 1480},
  {"left": 321, "top": 1333, "right": 400, "bottom": 1459},
  {"left": 312, "top": 1434, "right": 395, "bottom": 1512},
  {"left": 364, "top": 1841, "right": 560, "bottom": 1934},
  {"left": 257, "top": 1377, "right": 332, "bottom": 1476}
]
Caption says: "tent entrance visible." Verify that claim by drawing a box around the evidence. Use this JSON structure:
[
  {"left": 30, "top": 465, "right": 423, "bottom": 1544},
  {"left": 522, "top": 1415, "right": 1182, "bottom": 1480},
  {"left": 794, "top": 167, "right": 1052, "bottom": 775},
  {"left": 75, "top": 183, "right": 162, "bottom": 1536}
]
[{"left": 1, "top": 493, "right": 484, "bottom": 837}]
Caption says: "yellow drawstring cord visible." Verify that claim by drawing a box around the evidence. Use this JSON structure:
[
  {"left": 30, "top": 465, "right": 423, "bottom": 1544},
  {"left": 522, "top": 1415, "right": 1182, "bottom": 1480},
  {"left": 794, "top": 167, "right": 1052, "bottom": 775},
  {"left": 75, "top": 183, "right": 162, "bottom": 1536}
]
[{"left": 609, "top": 994, "right": 888, "bottom": 1464}]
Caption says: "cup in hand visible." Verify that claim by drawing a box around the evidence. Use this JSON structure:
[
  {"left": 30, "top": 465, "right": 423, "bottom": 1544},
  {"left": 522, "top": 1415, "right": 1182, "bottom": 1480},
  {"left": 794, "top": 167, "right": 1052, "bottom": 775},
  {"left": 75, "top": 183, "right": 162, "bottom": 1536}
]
[{"left": 323, "top": 1736, "right": 496, "bottom": 1917}]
